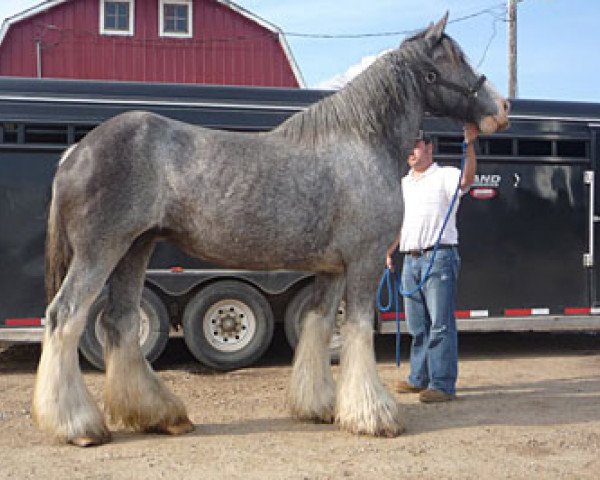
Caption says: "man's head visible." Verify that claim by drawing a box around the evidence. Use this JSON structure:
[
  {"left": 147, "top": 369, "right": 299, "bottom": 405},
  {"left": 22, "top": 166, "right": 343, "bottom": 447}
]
[{"left": 407, "top": 130, "right": 433, "bottom": 172}]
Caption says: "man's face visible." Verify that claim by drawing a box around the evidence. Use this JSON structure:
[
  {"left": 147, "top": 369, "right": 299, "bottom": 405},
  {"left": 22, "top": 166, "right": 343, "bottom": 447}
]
[{"left": 407, "top": 140, "right": 433, "bottom": 172}]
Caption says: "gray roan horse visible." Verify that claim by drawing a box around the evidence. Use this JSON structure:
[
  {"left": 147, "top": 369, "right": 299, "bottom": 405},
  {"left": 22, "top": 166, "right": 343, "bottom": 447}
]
[{"left": 33, "top": 14, "right": 509, "bottom": 446}]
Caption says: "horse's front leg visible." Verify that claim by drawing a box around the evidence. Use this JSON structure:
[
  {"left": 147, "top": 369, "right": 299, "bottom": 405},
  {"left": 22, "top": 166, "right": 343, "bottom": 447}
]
[
  {"left": 336, "top": 258, "right": 404, "bottom": 437},
  {"left": 288, "top": 273, "right": 345, "bottom": 423}
]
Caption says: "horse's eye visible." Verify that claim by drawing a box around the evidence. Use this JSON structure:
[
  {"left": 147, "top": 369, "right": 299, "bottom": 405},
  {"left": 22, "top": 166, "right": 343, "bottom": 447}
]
[{"left": 425, "top": 72, "right": 437, "bottom": 84}]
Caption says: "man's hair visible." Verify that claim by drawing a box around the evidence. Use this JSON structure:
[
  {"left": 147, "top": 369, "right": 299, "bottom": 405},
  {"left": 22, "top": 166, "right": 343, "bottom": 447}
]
[{"left": 415, "top": 129, "right": 432, "bottom": 145}]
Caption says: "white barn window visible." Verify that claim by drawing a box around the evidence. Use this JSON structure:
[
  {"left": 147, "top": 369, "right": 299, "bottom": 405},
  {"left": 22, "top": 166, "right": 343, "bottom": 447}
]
[
  {"left": 159, "top": 0, "right": 193, "bottom": 38},
  {"left": 100, "top": 0, "right": 135, "bottom": 36}
]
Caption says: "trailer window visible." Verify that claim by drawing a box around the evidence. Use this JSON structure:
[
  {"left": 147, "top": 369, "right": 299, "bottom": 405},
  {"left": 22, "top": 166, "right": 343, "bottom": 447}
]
[
  {"left": 557, "top": 140, "right": 587, "bottom": 158},
  {"left": 487, "top": 138, "right": 513, "bottom": 156},
  {"left": 24, "top": 124, "right": 68, "bottom": 144},
  {"left": 437, "top": 136, "right": 463, "bottom": 154},
  {"left": 517, "top": 139, "right": 552, "bottom": 156},
  {"left": 1, "top": 123, "right": 18, "bottom": 143},
  {"left": 74, "top": 125, "right": 95, "bottom": 142}
]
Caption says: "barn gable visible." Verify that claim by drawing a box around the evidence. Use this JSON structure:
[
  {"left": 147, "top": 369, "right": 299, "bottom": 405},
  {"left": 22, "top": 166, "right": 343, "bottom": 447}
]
[{"left": 0, "top": 0, "right": 304, "bottom": 87}]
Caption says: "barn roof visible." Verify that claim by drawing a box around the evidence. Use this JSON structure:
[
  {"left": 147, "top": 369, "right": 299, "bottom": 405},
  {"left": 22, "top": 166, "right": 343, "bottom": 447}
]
[{"left": 0, "top": 0, "right": 305, "bottom": 87}]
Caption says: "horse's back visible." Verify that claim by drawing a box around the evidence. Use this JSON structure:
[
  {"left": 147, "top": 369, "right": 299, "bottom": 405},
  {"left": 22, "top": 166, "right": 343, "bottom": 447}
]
[{"left": 52, "top": 111, "right": 182, "bottom": 239}]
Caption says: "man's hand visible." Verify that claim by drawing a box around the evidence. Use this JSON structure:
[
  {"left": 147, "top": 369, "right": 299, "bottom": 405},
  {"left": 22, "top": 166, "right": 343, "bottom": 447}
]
[
  {"left": 385, "top": 254, "right": 394, "bottom": 271},
  {"left": 464, "top": 123, "right": 479, "bottom": 144},
  {"left": 460, "top": 123, "right": 479, "bottom": 190},
  {"left": 386, "top": 238, "right": 400, "bottom": 271}
]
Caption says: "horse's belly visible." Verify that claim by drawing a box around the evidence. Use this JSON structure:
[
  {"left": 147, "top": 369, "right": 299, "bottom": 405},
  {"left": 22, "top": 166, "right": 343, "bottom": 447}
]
[{"left": 166, "top": 218, "right": 341, "bottom": 272}]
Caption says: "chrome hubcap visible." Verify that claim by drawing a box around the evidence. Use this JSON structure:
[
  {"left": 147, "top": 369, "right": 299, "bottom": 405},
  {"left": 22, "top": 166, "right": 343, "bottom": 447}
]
[
  {"left": 330, "top": 300, "right": 345, "bottom": 351},
  {"left": 203, "top": 299, "right": 256, "bottom": 352},
  {"left": 95, "top": 306, "right": 150, "bottom": 348}
]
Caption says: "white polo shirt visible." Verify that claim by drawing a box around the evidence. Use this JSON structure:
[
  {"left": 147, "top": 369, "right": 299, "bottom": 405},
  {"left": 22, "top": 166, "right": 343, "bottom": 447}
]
[{"left": 399, "top": 162, "right": 463, "bottom": 252}]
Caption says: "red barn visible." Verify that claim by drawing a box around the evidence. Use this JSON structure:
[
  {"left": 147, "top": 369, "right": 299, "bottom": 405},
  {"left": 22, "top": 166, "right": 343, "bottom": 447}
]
[{"left": 0, "top": 0, "right": 304, "bottom": 87}]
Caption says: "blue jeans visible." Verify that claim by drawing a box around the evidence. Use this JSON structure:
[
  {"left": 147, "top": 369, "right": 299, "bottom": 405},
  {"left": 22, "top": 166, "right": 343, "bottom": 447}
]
[{"left": 401, "top": 247, "right": 460, "bottom": 395}]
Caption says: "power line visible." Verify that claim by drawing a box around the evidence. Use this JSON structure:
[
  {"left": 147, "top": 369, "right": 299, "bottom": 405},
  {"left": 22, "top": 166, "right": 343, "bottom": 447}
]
[
  {"left": 476, "top": 15, "right": 500, "bottom": 70},
  {"left": 474, "top": 2, "right": 513, "bottom": 70},
  {"left": 33, "top": 0, "right": 516, "bottom": 67},
  {"left": 282, "top": 3, "right": 507, "bottom": 39},
  {"left": 35, "top": 2, "right": 512, "bottom": 47}
]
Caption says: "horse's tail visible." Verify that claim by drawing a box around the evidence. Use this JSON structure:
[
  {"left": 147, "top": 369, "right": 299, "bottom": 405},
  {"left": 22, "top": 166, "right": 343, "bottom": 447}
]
[{"left": 45, "top": 145, "right": 77, "bottom": 303}]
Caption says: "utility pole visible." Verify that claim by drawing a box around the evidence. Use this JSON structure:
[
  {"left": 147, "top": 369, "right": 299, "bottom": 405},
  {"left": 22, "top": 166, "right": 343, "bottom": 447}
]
[{"left": 507, "top": 0, "right": 518, "bottom": 98}]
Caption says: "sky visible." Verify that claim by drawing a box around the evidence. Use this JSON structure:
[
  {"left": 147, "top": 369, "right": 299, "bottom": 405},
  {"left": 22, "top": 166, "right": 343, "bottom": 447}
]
[{"left": 1, "top": 0, "right": 598, "bottom": 102}]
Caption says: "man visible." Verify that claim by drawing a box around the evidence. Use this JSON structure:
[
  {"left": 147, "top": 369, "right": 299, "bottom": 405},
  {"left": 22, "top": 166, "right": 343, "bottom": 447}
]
[{"left": 385, "top": 124, "right": 479, "bottom": 403}]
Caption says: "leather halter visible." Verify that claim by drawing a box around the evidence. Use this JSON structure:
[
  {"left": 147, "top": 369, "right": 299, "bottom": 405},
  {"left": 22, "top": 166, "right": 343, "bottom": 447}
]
[{"left": 424, "top": 68, "right": 487, "bottom": 100}]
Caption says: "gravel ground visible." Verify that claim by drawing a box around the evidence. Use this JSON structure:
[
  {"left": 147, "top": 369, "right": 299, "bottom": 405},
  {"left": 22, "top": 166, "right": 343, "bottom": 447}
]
[{"left": 0, "top": 330, "right": 598, "bottom": 479}]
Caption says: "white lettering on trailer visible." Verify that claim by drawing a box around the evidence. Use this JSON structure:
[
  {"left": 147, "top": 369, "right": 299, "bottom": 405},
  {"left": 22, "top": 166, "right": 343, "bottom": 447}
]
[{"left": 473, "top": 174, "right": 501, "bottom": 187}]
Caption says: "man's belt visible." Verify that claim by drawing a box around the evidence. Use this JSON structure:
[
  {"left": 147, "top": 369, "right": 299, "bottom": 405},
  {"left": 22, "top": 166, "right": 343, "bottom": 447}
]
[{"left": 403, "top": 244, "right": 457, "bottom": 257}]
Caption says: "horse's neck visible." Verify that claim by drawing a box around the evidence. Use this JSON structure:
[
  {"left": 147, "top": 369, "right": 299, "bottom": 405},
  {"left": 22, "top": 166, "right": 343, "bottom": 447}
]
[{"left": 275, "top": 58, "right": 424, "bottom": 160}]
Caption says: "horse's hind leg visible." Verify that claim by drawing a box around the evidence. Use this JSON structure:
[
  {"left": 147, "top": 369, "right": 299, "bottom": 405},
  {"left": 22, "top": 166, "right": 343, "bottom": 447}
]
[
  {"left": 288, "top": 273, "right": 345, "bottom": 423},
  {"left": 102, "top": 236, "right": 193, "bottom": 435},
  {"left": 32, "top": 254, "right": 120, "bottom": 446},
  {"left": 336, "top": 258, "right": 404, "bottom": 437}
]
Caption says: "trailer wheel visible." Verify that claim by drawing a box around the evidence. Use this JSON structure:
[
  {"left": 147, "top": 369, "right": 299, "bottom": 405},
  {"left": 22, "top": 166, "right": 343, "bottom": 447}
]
[
  {"left": 182, "top": 281, "right": 274, "bottom": 371},
  {"left": 79, "top": 287, "right": 170, "bottom": 370},
  {"left": 283, "top": 284, "right": 345, "bottom": 362}
]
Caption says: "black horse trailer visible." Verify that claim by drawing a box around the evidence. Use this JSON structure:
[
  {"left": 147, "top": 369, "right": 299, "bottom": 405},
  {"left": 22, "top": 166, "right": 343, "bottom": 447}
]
[{"left": 0, "top": 78, "right": 599, "bottom": 370}]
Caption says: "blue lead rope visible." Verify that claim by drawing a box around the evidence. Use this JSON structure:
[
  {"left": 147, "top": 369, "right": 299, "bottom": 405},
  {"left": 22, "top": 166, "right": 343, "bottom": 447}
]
[
  {"left": 377, "top": 140, "right": 469, "bottom": 367},
  {"left": 376, "top": 267, "right": 404, "bottom": 366}
]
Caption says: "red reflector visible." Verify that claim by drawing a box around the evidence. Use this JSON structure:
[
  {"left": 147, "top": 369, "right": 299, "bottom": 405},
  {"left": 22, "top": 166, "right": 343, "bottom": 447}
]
[
  {"left": 504, "top": 309, "right": 531, "bottom": 317},
  {"left": 455, "top": 311, "right": 471, "bottom": 318},
  {"left": 170, "top": 266, "right": 184, "bottom": 273},
  {"left": 379, "top": 312, "right": 406, "bottom": 320},
  {"left": 470, "top": 188, "right": 497, "bottom": 200},
  {"left": 564, "top": 307, "right": 590, "bottom": 315},
  {"left": 5, "top": 318, "right": 42, "bottom": 326}
]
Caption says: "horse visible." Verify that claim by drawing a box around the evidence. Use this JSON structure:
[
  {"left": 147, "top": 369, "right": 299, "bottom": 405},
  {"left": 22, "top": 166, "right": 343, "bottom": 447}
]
[{"left": 32, "top": 13, "right": 509, "bottom": 446}]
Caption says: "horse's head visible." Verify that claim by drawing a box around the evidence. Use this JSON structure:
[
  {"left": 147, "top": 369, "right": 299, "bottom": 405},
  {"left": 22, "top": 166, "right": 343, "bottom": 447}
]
[{"left": 402, "top": 12, "right": 510, "bottom": 134}]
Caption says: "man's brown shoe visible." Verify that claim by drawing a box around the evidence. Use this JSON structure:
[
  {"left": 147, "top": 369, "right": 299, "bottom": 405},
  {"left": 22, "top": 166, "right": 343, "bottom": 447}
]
[
  {"left": 419, "top": 388, "right": 456, "bottom": 403},
  {"left": 396, "top": 380, "right": 426, "bottom": 394}
]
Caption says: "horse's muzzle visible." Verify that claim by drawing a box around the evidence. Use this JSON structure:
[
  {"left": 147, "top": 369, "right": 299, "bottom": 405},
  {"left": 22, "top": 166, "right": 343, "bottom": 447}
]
[{"left": 480, "top": 98, "right": 510, "bottom": 134}]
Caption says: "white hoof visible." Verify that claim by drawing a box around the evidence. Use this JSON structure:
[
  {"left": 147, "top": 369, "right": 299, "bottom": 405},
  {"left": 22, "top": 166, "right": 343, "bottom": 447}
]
[
  {"left": 336, "top": 386, "right": 404, "bottom": 437},
  {"left": 32, "top": 331, "right": 110, "bottom": 445},
  {"left": 104, "top": 346, "right": 192, "bottom": 433},
  {"left": 288, "top": 369, "right": 336, "bottom": 423},
  {"left": 336, "top": 322, "right": 405, "bottom": 437}
]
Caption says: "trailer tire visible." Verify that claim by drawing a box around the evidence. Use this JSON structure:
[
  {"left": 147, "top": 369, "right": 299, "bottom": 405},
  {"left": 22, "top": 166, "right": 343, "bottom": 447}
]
[
  {"left": 182, "top": 281, "right": 274, "bottom": 371},
  {"left": 79, "top": 287, "right": 170, "bottom": 370},
  {"left": 283, "top": 284, "right": 345, "bottom": 362}
]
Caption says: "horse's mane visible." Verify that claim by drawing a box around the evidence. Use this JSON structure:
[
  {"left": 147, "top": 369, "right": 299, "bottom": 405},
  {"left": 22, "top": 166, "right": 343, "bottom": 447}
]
[
  {"left": 274, "top": 51, "right": 417, "bottom": 149},
  {"left": 274, "top": 29, "right": 467, "bottom": 150}
]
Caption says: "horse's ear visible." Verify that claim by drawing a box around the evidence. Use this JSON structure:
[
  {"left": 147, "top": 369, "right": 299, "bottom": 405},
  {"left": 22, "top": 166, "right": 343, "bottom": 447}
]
[{"left": 425, "top": 11, "right": 449, "bottom": 45}]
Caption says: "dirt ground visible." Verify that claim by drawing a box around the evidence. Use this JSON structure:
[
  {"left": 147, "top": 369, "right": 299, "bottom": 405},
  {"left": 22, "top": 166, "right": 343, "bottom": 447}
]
[{"left": 0, "top": 330, "right": 599, "bottom": 480}]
